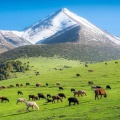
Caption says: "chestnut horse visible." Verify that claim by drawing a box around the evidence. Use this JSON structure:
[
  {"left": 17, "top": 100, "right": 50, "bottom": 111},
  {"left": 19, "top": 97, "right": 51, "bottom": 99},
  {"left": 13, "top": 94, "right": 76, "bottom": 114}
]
[
  {"left": 52, "top": 95, "right": 62, "bottom": 103},
  {"left": 94, "top": 88, "right": 107, "bottom": 100}
]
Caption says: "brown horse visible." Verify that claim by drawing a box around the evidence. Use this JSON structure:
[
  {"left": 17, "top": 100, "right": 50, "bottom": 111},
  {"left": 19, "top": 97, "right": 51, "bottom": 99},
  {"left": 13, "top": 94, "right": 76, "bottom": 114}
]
[
  {"left": 88, "top": 81, "right": 94, "bottom": 85},
  {"left": 52, "top": 95, "right": 62, "bottom": 103},
  {"left": 36, "top": 83, "right": 41, "bottom": 87},
  {"left": 0, "top": 86, "right": 6, "bottom": 90},
  {"left": 94, "top": 88, "right": 107, "bottom": 100},
  {"left": 0, "top": 97, "right": 9, "bottom": 102},
  {"left": 73, "top": 90, "right": 87, "bottom": 96}
]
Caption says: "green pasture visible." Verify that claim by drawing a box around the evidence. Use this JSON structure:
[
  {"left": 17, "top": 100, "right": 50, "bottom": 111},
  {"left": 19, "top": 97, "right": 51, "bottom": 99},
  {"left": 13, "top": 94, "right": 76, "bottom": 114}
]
[{"left": 0, "top": 57, "right": 120, "bottom": 120}]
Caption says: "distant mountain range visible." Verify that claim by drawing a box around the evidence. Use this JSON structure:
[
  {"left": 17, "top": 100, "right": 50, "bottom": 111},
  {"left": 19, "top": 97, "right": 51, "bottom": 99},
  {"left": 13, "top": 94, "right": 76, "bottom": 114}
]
[{"left": 0, "top": 8, "right": 120, "bottom": 51}]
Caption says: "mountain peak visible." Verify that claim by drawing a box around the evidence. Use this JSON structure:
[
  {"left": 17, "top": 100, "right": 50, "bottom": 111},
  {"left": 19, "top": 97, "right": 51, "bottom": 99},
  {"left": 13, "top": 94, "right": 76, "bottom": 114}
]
[
  {"left": 19, "top": 8, "right": 120, "bottom": 45},
  {"left": 60, "top": 8, "right": 68, "bottom": 12},
  {"left": 1, "top": 8, "right": 120, "bottom": 47}
]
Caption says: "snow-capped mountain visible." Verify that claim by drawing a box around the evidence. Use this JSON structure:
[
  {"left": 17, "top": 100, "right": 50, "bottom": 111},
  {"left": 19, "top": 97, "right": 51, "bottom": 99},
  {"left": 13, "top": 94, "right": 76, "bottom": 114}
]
[
  {"left": 19, "top": 8, "right": 120, "bottom": 45},
  {"left": 0, "top": 8, "right": 120, "bottom": 53},
  {"left": 0, "top": 30, "right": 31, "bottom": 46},
  {"left": 0, "top": 30, "right": 31, "bottom": 53}
]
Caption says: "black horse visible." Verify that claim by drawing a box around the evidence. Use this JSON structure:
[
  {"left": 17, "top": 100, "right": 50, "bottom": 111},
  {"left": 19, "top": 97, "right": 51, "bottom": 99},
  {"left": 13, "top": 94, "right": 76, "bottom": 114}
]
[{"left": 68, "top": 97, "right": 79, "bottom": 106}]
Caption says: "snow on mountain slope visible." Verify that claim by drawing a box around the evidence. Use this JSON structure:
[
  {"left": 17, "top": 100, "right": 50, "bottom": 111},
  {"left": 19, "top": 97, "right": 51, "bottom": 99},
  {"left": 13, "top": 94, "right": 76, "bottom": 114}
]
[
  {"left": 20, "top": 8, "right": 120, "bottom": 45},
  {"left": 0, "top": 8, "right": 120, "bottom": 48},
  {"left": 0, "top": 30, "right": 31, "bottom": 47},
  {"left": 21, "top": 8, "right": 78, "bottom": 44}
]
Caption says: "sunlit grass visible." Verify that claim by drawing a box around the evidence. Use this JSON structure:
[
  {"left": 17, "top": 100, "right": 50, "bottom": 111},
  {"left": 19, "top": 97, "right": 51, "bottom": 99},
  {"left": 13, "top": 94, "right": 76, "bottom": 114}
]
[{"left": 0, "top": 57, "right": 120, "bottom": 120}]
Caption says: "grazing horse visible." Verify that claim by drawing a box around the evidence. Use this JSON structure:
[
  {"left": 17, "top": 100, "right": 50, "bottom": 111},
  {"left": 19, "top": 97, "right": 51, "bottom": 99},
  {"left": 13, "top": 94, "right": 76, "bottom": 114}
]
[
  {"left": 26, "top": 83, "right": 30, "bottom": 86},
  {"left": 16, "top": 84, "right": 19, "bottom": 87},
  {"left": 47, "top": 94, "right": 51, "bottom": 98},
  {"left": 85, "top": 64, "right": 88, "bottom": 67},
  {"left": 0, "top": 86, "right": 6, "bottom": 90},
  {"left": 91, "top": 86, "right": 101, "bottom": 89},
  {"left": 94, "top": 88, "right": 107, "bottom": 100},
  {"left": 105, "top": 63, "right": 108, "bottom": 65},
  {"left": 46, "top": 83, "right": 48, "bottom": 86},
  {"left": 52, "top": 95, "right": 62, "bottom": 103},
  {"left": 56, "top": 82, "right": 60, "bottom": 86},
  {"left": 58, "top": 93, "right": 66, "bottom": 99},
  {"left": 33, "top": 96, "right": 39, "bottom": 100},
  {"left": 17, "top": 91, "right": 23, "bottom": 95},
  {"left": 20, "top": 84, "right": 23, "bottom": 87},
  {"left": 106, "top": 85, "right": 111, "bottom": 89},
  {"left": 68, "top": 97, "right": 79, "bottom": 106},
  {"left": 76, "top": 73, "right": 80, "bottom": 77},
  {"left": 16, "top": 98, "right": 26, "bottom": 104},
  {"left": 9, "top": 85, "right": 14, "bottom": 88},
  {"left": 36, "top": 83, "right": 41, "bottom": 87},
  {"left": 24, "top": 101, "right": 39, "bottom": 111},
  {"left": 88, "top": 81, "right": 94, "bottom": 85},
  {"left": 115, "top": 61, "right": 118, "bottom": 64},
  {"left": 78, "top": 90, "right": 87, "bottom": 96},
  {"left": 73, "top": 90, "right": 87, "bottom": 96},
  {"left": 29, "top": 95, "right": 35, "bottom": 100},
  {"left": 71, "top": 88, "right": 75, "bottom": 92},
  {"left": 59, "top": 86, "right": 64, "bottom": 90},
  {"left": 88, "top": 70, "right": 94, "bottom": 72},
  {"left": 38, "top": 93, "right": 46, "bottom": 100},
  {"left": 46, "top": 98, "right": 53, "bottom": 103},
  {"left": 0, "top": 97, "right": 9, "bottom": 102}
]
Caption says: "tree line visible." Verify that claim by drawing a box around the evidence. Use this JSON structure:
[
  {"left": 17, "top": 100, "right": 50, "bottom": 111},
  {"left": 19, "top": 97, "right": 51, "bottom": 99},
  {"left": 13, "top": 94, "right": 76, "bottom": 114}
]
[{"left": 0, "top": 60, "right": 30, "bottom": 80}]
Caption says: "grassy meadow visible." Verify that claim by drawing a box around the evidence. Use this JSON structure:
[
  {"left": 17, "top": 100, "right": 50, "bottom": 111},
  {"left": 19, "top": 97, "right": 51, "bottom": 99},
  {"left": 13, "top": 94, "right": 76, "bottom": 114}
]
[{"left": 0, "top": 57, "right": 120, "bottom": 120}]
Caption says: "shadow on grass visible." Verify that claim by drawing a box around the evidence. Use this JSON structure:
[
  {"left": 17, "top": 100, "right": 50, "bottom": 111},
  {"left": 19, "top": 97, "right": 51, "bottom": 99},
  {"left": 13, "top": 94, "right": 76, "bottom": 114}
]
[{"left": 2, "top": 109, "right": 37, "bottom": 118}]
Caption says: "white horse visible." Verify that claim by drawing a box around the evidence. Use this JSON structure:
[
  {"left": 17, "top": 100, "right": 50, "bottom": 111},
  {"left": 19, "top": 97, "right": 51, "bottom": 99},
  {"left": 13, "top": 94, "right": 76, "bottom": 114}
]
[
  {"left": 16, "top": 98, "right": 26, "bottom": 104},
  {"left": 24, "top": 101, "right": 39, "bottom": 111}
]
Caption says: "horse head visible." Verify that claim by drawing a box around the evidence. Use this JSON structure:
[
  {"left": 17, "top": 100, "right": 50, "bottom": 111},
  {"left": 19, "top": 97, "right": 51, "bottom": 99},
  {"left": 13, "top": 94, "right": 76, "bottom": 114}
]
[{"left": 104, "top": 93, "right": 107, "bottom": 98}]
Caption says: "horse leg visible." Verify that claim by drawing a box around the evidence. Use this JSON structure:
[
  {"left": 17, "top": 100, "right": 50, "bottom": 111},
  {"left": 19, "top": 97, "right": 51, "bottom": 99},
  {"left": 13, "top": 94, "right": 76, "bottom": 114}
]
[
  {"left": 52, "top": 99, "right": 55, "bottom": 104},
  {"left": 73, "top": 102, "right": 75, "bottom": 105},
  {"left": 32, "top": 105, "right": 34, "bottom": 111},
  {"left": 60, "top": 98, "right": 62, "bottom": 102},
  {"left": 100, "top": 94, "right": 102, "bottom": 99},
  {"left": 26, "top": 106, "right": 30, "bottom": 112},
  {"left": 95, "top": 93, "right": 99, "bottom": 100},
  {"left": 69, "top": 101, "right": 71, "bottom": 106}
]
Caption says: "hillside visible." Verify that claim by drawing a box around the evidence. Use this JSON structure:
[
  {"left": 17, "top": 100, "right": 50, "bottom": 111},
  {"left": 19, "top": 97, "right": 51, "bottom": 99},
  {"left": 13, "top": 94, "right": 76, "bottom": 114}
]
[
  {"left": 0, "top": 43, "right": 120, "bottom": 63},
  {"left": 0, "top": 57, "right": 120, "bottom": 120}
]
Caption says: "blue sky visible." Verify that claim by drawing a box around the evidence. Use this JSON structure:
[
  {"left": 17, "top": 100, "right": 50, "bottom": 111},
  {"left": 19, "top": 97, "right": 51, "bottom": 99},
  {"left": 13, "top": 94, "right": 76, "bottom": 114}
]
[{"left": 0, "top": 0, "right": 120, "bottom": 37}]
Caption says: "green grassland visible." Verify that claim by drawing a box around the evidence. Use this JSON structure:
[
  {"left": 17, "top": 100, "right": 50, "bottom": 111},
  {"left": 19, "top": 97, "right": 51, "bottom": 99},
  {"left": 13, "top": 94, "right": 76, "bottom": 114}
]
[{"left": 0, "top": 57, "right": 120, "bottom": 120}]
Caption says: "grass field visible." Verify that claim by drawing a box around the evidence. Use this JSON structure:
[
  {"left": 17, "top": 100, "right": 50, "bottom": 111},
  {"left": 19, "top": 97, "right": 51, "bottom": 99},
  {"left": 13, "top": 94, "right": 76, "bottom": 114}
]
[{"left": 0, "top": 57, "right": 120, "bottom": 120}]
